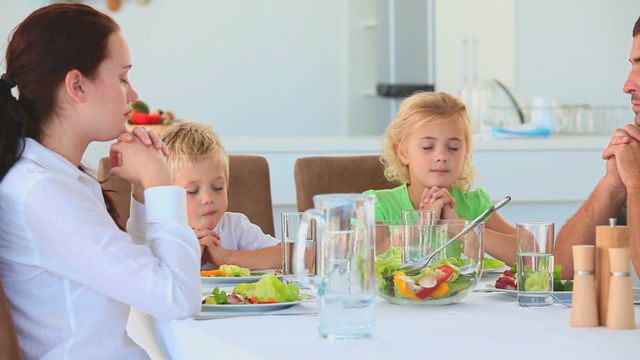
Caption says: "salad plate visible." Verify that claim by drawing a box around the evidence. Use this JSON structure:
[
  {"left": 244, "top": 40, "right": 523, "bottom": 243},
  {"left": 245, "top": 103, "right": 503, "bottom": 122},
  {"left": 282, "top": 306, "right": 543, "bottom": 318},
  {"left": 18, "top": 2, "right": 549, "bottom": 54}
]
[
  {"left": 201, "top": 269, "right": 279, "bottom": 285},
  {"left": 201, "top": 288, "right": 314, "bottom": 312},
  {"left": 480, "top": 284, "right": 640, "bottom": 305},
  {"left": 202, "top": 299, "right": 305, "bottom": 312},
  {"left": 482, "top": 284, "right": 570, "bottom": 296},
  {"left": 481, "top": 265, "right": 511, "bottom": 275}
]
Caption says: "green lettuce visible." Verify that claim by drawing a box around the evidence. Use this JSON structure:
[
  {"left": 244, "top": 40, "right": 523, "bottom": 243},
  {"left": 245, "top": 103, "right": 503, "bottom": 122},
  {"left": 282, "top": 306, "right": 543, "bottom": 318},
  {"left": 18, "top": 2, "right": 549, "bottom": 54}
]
[
  {"left": 482, "top": 258, "right": 505, "bottom": 270},
  {"left": 232, "top": 274, "right": 300, "bottom": 302},
  {"left": 524, "top": 269, "right": 550, "bottom": 291},
  {"left": 219, "top": 264, "right": 251, "bottom": 277}
]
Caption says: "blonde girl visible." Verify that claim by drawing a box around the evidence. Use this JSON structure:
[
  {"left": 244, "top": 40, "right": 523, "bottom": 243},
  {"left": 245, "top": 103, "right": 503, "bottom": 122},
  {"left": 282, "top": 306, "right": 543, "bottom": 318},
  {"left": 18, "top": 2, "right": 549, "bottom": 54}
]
[{"left": 364, "top": 92, "right": 516, "bottom": 264}]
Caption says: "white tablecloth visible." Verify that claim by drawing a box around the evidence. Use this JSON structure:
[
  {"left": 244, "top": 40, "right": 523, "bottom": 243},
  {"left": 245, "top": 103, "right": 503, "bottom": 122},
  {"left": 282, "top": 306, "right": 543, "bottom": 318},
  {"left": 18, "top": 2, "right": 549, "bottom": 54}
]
[{"left": 140, "top": 280, "right": 639, "bottom": 360}]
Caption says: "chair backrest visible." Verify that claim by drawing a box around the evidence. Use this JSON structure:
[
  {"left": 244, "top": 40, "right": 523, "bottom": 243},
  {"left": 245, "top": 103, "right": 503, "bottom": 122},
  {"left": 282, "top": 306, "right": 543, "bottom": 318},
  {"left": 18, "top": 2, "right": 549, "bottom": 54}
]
[
  {"left": 97, "top": 155, "right": 275, "bottom": 236},
  {"left": 294, "top": 155, "right": 397, "bottom": 211},
  {"left": 0, "top": 280, "right": 23, "bottom": 359},
  {"left": 227, "top": 155, "right": 275, "bottom": 236}
]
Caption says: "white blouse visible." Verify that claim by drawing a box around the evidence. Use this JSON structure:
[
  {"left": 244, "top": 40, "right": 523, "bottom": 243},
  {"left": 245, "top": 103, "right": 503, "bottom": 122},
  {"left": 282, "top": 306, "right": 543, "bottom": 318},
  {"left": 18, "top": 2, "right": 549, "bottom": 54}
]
[{"left": 0, "top": 138, "right": 201, "bottom": 359}]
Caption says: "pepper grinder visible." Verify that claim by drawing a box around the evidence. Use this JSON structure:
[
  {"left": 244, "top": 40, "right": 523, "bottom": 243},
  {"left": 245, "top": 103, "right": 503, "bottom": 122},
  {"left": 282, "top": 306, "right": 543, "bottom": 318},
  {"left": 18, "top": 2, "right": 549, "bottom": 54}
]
[
  {"left": 595, "top": 218, "right": 629, "bottom": 326},
  {"left": 606, "top": 247, "right": 636, "bottom": 329},
  {"left": 571, "top": 245, "right": 599, "bottom": 327}
]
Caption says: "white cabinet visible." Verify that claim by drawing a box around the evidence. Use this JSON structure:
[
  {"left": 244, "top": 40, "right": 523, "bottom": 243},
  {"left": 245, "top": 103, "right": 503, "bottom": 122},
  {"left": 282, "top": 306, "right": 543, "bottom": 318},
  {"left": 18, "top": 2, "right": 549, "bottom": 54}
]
[{"left": 434, "top": 0, "right": 516, "bottom": 94}]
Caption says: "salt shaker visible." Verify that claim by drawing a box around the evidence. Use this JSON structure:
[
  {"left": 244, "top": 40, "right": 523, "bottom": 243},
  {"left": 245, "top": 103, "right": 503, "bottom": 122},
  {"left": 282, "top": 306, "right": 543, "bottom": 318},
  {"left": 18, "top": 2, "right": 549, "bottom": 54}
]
[
  {"left": 606, "top": 247, "right": 636, "bottom": 329},
  {"left": 571, "top": 245, "right": 599, "bottom": 327},
  {"left": 595, "top": 218, "right": 629, "bottom": 326}
]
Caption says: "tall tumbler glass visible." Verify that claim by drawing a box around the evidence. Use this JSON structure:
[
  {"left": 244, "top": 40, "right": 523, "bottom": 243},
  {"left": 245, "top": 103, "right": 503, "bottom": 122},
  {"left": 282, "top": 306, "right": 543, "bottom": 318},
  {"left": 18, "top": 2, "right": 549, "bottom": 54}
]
[
  {"left": 401, "top": 209, "right": 435, "bottom": 263},
  {"left": 516, "top": 222, "right": 555, "bottom": 307},
  {"left": 281, "top": 212, "right": 315, "bottom": 275}
]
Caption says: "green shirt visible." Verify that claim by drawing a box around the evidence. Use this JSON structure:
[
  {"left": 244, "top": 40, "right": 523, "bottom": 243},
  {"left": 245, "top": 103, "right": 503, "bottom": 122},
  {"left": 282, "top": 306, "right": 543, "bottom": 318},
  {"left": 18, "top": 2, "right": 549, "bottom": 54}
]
[
  {"left": 363, "top": 184, "right": 493, "bottom": 222},
  {"left": 364, "top": 184, "right": 495, "bottom": 262}
]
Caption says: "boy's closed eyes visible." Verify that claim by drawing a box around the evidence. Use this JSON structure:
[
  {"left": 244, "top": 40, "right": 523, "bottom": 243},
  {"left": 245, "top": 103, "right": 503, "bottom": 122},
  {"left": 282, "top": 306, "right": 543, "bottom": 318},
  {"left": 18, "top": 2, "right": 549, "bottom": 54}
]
[{"left": 173, "top": 157, "right": 229, "bottom": 231}]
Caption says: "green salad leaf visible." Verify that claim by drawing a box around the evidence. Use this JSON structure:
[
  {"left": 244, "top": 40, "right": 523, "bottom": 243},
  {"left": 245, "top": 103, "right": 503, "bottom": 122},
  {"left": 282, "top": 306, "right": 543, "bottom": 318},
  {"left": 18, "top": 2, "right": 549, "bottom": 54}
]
[
  {"left": 205, "top": 287, "right": 228, "bottom": 304},
  {"left": 375, "top": 246, "right": 403, "bottom": 278},
  {"left": 512, "top": 263, "right": 573, "bottom": 291},
  {"left": 524, "top": 269, "right": 550, "bottom": 291},
  {"left": 219, "top": 264, "right": 251, "bottom": 277},
  {"left": 232, "top": 274, "right": 300, "bottom": 302},
  {"left": 482, "top": 258, "right": 505, "bottom": 270}
]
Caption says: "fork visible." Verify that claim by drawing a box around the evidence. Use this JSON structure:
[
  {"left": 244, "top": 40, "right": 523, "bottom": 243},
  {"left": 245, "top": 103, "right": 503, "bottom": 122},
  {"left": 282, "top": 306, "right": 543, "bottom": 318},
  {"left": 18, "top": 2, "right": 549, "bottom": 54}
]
[{"left": 395, "top": 195, "right": 511, "bottom": 276}]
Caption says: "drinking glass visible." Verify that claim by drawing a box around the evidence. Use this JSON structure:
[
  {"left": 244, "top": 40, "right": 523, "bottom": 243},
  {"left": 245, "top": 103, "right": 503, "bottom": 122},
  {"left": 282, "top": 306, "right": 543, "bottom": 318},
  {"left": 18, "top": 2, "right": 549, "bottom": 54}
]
[
  {"left": 516, "top": 222, "right": 555, "bottom": 307},
  {"left": 280, "top": 212, "right": 315, "bottom": 275},
  {"left": 401, "top": 209, "right": 435, "bottom": 263},
  {"left": 401, "top": 209, "right": 435, "bottom": 226},
  {"left": 374, "top": 220, "right": 403, "bottom": 257},
  {"left": 294, "top": 194, "right": 376, "bottom": 339}
]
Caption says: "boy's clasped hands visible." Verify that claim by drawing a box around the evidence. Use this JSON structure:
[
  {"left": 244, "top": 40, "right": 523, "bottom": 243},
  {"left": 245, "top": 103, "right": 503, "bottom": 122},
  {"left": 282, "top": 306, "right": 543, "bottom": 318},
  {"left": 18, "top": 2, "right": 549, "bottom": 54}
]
[{"left": 195, "top": 228, "right": 231, "bottom": 266}]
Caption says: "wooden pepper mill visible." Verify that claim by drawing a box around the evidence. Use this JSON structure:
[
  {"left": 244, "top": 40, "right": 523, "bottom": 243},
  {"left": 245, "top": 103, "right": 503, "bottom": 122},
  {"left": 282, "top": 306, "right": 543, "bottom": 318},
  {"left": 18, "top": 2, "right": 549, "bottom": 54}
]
[
  {"left": 571, "top": 245, "right": 599, "bottom": 327},
  {"left": 595, "top": 218, "right": 629, "bottom": 326},
  {"left": 606, "top": 247, "right": 636, "bottom": 329}
]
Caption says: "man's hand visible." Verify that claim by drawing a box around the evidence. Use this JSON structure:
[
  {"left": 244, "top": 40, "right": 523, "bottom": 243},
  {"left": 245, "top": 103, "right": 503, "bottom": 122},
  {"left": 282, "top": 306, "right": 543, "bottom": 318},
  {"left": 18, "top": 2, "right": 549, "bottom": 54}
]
[
  {"left": 603, "top": 124, "right": 640, "bottom": 189},
  {"left": 613, "top": 139, "right": 640, "bottom": 189},
  {"left": 602, "top": 127, "right": 632, "bottom": 190}
]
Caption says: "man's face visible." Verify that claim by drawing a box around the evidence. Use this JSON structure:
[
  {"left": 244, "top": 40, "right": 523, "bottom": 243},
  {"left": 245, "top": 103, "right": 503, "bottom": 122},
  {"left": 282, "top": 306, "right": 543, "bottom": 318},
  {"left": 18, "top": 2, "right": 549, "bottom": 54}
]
[{"left": 623, "top": 34, "right": 640, "bottom": 124}]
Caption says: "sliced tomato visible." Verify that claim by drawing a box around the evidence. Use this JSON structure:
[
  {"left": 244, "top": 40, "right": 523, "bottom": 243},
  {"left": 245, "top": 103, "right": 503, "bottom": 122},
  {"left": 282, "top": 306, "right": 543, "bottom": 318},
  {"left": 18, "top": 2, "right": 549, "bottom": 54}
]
[
  {"left": 436, "top": 265, "right": 454, "bottom": 283},
  {"left": 415, "top": 285, "right": 438, "bottom": 299}
]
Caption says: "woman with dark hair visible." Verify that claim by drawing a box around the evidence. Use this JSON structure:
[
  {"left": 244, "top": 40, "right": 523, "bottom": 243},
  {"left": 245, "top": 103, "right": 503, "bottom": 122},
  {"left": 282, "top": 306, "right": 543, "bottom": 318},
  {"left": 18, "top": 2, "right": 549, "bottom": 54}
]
[{"left": 0, "top": 4, "right": 200, "bottom": 358}]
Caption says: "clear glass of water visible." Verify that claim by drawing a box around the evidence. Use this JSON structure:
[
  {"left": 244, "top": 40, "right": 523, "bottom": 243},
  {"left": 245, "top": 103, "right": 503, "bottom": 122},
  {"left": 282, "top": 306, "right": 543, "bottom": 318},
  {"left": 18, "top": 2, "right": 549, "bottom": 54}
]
[
  {"left": 516, "top": 222, "right": 555, "bottom": 307},
  {"left": 281, "top": 212, "right": 315, "bottom": 275}
]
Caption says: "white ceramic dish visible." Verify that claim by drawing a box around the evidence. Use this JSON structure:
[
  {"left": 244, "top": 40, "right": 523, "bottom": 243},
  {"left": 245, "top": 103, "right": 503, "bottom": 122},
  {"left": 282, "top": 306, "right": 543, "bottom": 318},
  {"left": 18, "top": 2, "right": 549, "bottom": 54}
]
[
  {"left": 201, "top": 289, "right": 314, "bottom": 312},
  {"left": 200, "top": 269, "right": 279, "bottom": 286},
  {"left": 482, "top": 265, "right": 511, "bottom": 274},
  {"left": 479, "top": 284, "right": 640, "bottom": 305}
]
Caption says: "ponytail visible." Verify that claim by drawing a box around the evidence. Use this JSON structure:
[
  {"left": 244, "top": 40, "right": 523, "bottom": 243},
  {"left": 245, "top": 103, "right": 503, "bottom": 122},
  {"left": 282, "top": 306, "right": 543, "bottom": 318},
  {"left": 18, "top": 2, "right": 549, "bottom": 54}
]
[{"left": 0, "top": 74, "right": 34, "bottom": 182}]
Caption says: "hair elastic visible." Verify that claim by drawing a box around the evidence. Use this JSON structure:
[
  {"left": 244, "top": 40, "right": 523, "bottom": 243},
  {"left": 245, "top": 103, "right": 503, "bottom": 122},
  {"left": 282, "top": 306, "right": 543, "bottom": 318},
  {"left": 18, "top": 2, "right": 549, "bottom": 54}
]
[{"left": 0, "top": 73, "right": 17, "bottom": 89}]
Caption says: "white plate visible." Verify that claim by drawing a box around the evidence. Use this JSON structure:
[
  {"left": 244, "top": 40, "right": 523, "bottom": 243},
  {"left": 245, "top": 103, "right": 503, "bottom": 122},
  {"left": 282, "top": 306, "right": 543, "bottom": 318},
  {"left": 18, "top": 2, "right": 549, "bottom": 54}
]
[
  {"left": 481, "top": 284, "right": 640, "bottom": 305},
  {"left": 483, "top": 284, "right": 570, "bottom": 296},
  {"left": 482, "top": 266, "right": 510, "bottom": 274},
  {"left": 200, "top": 269, "right": 279, "bottom": 285},
  {"left": 202, "top": 300, "right": 304, "bottom": 312},
  {"left": 201, "top": 289, "right": 314, "bottom": 312}
]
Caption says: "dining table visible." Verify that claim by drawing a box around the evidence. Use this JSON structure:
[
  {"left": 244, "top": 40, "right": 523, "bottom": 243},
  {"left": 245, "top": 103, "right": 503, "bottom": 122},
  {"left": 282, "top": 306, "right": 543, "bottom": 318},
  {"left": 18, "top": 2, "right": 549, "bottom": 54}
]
[{"left": 126, "top": 275, "right": 640, "bottom": 360}]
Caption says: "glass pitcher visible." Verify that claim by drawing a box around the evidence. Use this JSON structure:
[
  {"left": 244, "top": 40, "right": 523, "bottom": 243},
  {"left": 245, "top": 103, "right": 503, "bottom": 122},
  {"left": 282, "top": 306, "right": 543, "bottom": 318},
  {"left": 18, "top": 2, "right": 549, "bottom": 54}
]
[{"left": 293, "top": 193, "right": 376, "bottom": 339}]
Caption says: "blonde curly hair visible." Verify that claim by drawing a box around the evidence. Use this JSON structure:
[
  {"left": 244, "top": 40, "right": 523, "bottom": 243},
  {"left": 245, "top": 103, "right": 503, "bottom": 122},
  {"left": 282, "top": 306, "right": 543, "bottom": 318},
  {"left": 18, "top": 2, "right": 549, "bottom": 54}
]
[
  {"left": 381, "top": 92, "right": 475, "bottom": 191},
  {"left": 161, "top": 122, "right": 229, "bottom": 180}
]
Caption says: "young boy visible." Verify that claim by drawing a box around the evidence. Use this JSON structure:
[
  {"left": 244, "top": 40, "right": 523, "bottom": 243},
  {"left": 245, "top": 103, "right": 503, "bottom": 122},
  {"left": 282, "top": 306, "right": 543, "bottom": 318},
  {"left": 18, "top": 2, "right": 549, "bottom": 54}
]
[{"left": 162, "top": 122, "right": 281, "bottom": 269}]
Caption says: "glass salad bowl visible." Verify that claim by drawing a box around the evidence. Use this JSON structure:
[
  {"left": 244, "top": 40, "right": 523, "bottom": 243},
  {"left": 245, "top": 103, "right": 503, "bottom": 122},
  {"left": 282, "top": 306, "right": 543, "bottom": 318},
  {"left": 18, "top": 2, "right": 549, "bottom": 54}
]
[{"left": 374, "top": 219, "right": 484, "bottom": 305}]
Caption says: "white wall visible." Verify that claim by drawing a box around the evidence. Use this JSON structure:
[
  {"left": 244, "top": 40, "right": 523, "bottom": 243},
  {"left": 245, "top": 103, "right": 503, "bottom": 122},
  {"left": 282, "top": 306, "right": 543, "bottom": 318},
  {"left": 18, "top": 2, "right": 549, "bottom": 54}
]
[
  {"left": 1, "top": 0, "right": 350, "bottom": 137},
  {"left": 5, "top": 1, "right": 638, "bottom": 136},
  {"left": 515, "top": 0, "right": 640, "bottom": 107}
]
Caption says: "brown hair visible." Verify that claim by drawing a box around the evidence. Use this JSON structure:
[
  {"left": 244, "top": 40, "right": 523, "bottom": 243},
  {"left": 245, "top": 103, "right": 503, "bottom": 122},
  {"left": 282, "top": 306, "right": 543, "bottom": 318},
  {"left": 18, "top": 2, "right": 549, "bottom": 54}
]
[
  {"left": 0, "top": 3, "right": 119, "bottom": 181},
  {"left": 381, "top": 92, "right": 475, "bottom": 190},
  {"left": 634, "top": 16, "right": 640, "bottom": 37}
]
